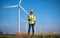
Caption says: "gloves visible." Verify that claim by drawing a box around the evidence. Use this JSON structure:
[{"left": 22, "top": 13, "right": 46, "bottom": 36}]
[{"left": 28, "top": 19, "right": 30, "bottom": 21}]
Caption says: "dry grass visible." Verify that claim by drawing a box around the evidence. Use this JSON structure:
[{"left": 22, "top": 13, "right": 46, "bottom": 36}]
[{"left": 0, "top": 32, "right": 60, "bottom": 38}]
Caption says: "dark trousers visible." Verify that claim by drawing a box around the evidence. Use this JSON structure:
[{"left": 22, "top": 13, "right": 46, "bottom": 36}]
[{"left": 28, "top": 24, "right": 34, "bottom": 35}]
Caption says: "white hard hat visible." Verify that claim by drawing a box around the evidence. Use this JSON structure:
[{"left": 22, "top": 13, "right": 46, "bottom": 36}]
[{"left": 30, "top": 10, "right": 33, "bottom": 13}]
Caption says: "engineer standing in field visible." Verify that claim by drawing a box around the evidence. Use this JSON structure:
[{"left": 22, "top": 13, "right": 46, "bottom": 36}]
[{"left": 28, "top": 10, "right": 36, "bottom": 36}]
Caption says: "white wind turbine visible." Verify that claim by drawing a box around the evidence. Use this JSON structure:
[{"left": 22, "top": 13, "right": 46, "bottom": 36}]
[
  {"left": 5, "top": 0, "right": 28, "bottom": 33},
  {"left": 20, "top": 19, "right": 28, "bottom": 32}
]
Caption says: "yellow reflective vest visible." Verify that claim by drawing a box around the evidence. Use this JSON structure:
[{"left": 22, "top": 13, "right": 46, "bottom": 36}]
[{"left": 28, "top": 14, "right": 35, "bottom": 24}]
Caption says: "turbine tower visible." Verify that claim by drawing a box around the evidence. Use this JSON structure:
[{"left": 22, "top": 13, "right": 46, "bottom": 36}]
[{"left": 5, "top": 0, "right": 28, "bottom": 33}]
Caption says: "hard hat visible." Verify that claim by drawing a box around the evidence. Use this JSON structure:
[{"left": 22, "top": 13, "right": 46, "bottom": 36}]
[{"left": 30, "top": 10, "right": 33, "bottom": 13}]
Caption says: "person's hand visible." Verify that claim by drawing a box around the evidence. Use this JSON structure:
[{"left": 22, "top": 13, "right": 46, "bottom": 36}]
[{"left": 28, "top": 19, "right": 30, "bottom": 21}]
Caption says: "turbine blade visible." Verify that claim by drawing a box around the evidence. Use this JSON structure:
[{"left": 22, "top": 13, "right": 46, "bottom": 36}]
[
  {"left": 21, "top": 19, "right": 26, "bottom": 22},
  {"left": 19, "top": 0, "right": 22, "bottom": 5},
  {"left": 5, "top": 5, "right": 18, "bottom": 8},
  {"left": 20, "top": 6, "right": 28, "bottom": 15}
]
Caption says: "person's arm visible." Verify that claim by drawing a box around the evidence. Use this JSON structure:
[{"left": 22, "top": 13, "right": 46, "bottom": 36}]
[{"left": 28, "top": 15, "right": 30, "bottom": 21}]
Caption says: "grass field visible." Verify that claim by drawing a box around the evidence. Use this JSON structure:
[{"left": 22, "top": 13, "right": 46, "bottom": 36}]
[{"left": 0, "top": 33, "right": 60, "bottom": 38}]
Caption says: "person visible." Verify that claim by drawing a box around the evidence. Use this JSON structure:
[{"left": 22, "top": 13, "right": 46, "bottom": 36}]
[{"left": 28, "top": 10, "right": 36, "bottom": 36}]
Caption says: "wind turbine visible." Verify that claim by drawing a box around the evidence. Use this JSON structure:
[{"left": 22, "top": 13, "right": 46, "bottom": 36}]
[
  {"left": 20, "top": 19, "right": 28, "bottom": 32},
  {"left": 5, "top": 0, "right": 28, "bottom": 33}
]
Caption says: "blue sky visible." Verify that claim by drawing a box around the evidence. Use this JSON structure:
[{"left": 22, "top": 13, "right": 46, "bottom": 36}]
[{"left": 0, "top": 0, "right": 60, "bottom": 34}]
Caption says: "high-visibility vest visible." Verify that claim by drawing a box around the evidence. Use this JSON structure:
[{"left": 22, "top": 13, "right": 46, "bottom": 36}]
[{"left": 28, "top": 14, "right": 35, "bottom": 24}]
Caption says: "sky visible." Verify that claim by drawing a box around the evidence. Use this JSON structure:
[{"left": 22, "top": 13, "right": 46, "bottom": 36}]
[{"left": 0, "top": 0, "right": 60, "bottom": 34}]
